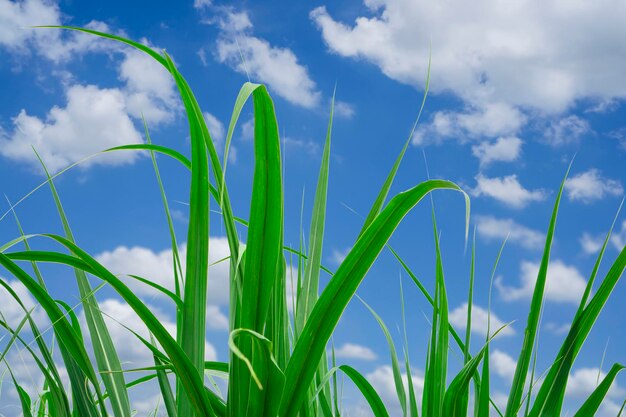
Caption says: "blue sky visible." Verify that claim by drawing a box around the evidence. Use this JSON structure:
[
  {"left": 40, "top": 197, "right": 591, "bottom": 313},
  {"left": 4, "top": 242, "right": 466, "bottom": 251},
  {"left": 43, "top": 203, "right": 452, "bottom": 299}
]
[{"left": 1, "top": 0, "right": 625, "bottom": 415}]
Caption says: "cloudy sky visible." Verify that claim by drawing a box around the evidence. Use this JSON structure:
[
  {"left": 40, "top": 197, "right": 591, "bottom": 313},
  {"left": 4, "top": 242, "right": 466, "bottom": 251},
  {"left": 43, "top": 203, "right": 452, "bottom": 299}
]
[{"left": 1, "top": 0, "right": 625, "bottom": 415}]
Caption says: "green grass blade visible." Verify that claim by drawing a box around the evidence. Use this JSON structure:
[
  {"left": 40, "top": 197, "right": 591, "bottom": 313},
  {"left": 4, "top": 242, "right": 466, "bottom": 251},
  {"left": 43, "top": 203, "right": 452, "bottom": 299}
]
[
  {"left": 504, "top": 167, "right": 571, "bottom": 417},
  {"left": 339, "top": 365, "right": 391, "bottom": 417},
  {"left": 459, "top": 228, "right": 476, "bottom": 417},
  {"left": 442, "top": 346, "right": 487, "bottom": 417},
  {"left": 572, "top": 363, "right": 625, "bottom": 417},
  {"left": 153, "top": 338, "right": 178, "bottom": 417},
  {"left": 0, "top": 253, "right": 104, "bottom": 417},
  {"left": 6, "top": 236, "right": 223, "bottom": 417},
  {"left": 359, "top": 295, "right": 407, "bottom": 416},
  {"left": 400, "top": 277, "right": 419, "bottom": 417},
  {"left": 8, "top": 367, "right": 34, "bottom": 417},
  {"left": 280, "top": 179, "right": 468, "bottom": 417},
  {"left": 358, "top": 51, "right": 431, "bottom": 237},
  {"left": 229, "top": 84, "right": 285, "bottom": 417},
  {"left": 296, "top": 90, "right": 334, "bottom": 332},
  {"left": 228, "top": 329, "right": 285, "bottom": 417},
  {"left": 35, "top": 150, "right": 131, "bottom": 417},
  {"left": 529, "top": 244, "right": 626, "bottom": 417}
]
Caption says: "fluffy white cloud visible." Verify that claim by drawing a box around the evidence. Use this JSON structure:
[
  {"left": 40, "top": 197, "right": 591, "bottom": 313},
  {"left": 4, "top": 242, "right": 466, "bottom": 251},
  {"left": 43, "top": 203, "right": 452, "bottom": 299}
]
[
  {"left": 472, "top": 137, "right": 522, "bottom": 166},
  {"left": 413, "top": 103, "right": 525, "bottom": 144},
  {"left": 119, "top": 49, "right": 179, "bottom": 125},
  {"left": 471, "top": 174, "right": 546, "bottom": 208},
  {"left": 580, "top": 232, "right": 605, "bottom": 254},
  {"left": 490, "top": 349, "right": 517, "bottom": 381},
  {"left": 366, "top": 365, "right": 425, "bottom": 414},
  {"left": 497, "top": 260, "right": 587, "bottom": 303},
  {"left": 95, "top": 237, "right": 232, "bottom": 305},
  {"left": 543, "top": 115, "right": 591, "bottom": 146},
  {"left": 565, "top": 169, "right": 624, "bottom": 203},
  {"left": 449, "top": 302, "right": 515, "bottom": 338},
  {"left": 81, "top": 299, "right": 218, "bottom": 368},
  {"left": 567, "top": 367, "right": 624, "bottom": 399},
  {"left": 611, "top": 221, "right": 626, "bottom": 251},
  {"left": 215, "top": 10, "right": 320, "bottom": 108},
  {"left": 0, "top": 84, "right": 143, "bottom": 172},
  {"left": 206, "top": 305, "right": 229, "bottom": 331},
  {"left": 334, "top": 100, "right": 356, "bottom": 119},
  {"left": 0, "top": 1, "right": 110, "bottom": 62},
  {"left": 330, "top": 247, "right": 350, "bottom": 266},
  {"left": 0, "top": 278, "right": 49, "bottom": 330},
  {"left": 333, "top": 343, "right": 377, "bottom": 361},
  {"left": 0, "top": 4, "right": 179, "bottom": 172},
  {"left": 475, "top": 215, "right": 544, "bottom": 249},
  {"left": 545, "top": 322, "right": 571, "bottom": 335},
  {"left": 202, "top": 111, "right": 238, "bottom": 163},
  {"left": 311, "top": 2, "right": 626, "bottom": 114}
]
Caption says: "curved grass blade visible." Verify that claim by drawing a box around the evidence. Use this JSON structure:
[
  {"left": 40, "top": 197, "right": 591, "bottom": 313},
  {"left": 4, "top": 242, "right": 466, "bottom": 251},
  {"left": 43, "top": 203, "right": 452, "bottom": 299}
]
[
  {"left": 228, "top": 329, "right": 285, "bottom": 417},
  {"left": 229, "top": 84, "right": 285, "bottom": 417},
  {"left": 6, "top": 236, "right": 223, "bottom": 417},
  {"left": 359, "top": 50, "right": 431, "bottom": 237},
  {"left": 280, "top": 179, "right": 469, "bottom": 417},
  {"left": 339, "top": 365, "right": 391, "bottom": 417},
  {"left": 34, "top": 151, "right": 131, "bottom": 417},
  {"left": 529, "top": 244, "right": 626, "bottom": 417},
  {"left": 0, "top": 253, "right": 104, "bottom": 417},
  {"left": 359, "top": 295, "right": 407, "bottom": 416},
  {"left": 572, "top": 363, "right": 625, "bottom": 417},
  {"left": 504, "top": 167, "right": 571, "bottom": 417}
]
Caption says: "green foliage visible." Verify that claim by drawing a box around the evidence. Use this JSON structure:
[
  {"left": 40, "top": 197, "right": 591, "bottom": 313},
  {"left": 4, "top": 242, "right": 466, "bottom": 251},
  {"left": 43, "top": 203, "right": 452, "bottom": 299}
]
[{"left": 0, "top": 26, "right": 624, "bottom": 417}]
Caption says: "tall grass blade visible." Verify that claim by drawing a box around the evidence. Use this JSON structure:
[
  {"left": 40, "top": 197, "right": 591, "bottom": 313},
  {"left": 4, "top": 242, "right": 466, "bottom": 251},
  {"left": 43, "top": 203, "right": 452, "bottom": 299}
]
[
  {"left": 229, "top": 84, "right": 285, "bottom": 417},
  {"left": 34, "top": 151, "right": 131, "bottom": 417},
  {"left": 358, "top": 52, "right": 431, "bottom": 237},
  {"left": 359, "top": 296, "right": 407, "bottom": 416},
  {"left": 280, "top": 179, "right": 468, "bottom": 417},
  {"left": 504, "top": 167, "right": 570, "bottom": 417},
  {"left": 572, "top": 363, "right": 625, "bottom": 417},
  {"left": 6, "top": 237, "right": 223, "bottom": 416}
]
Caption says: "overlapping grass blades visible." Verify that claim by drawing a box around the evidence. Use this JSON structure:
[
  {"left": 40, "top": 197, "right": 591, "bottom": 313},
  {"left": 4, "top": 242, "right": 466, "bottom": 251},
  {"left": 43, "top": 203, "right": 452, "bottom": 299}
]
[{"left": 0, "top": 25, "right": 624, "bottom": 417}]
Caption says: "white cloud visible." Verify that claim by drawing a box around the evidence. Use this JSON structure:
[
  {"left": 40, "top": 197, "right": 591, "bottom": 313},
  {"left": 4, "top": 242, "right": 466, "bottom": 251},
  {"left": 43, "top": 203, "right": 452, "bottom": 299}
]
[
  {"left": 565, "top": 169, "right": 624, "bottom": 203},
  {"left": 95, "top": 237, "right": 232, "bottom": 305},
  {"left": 413, "top": 103, "right": 526, "bottom": 144},
  {"left": 119, "top": 48, "right": 179, "bottom": 125},
  {"left": 330, "top": 247, "right": 350, "bottom": 266},
  {"left": 497, "top": 260, "right": 587, "bottom": 304},
  {"left": 366, "top": 365, "right": 425, "bottom": 414},
  {"left": 471, "top": 174, "right": 546, "bottom": 208},
  {"left": 611, "top": 221, "right": 626, "bottom": 251},
  {"left": 0, "top": 278, "right": 49, "bottom": 330},
  {"left": 333, "top": 343, "right": 377, "bottom": 361},
  {"left": 567, "top": 367, "right": 624, "bottom": 399},
  {"left": 335, "top": 100, "right": 355, "bottom": 119},
  {"left": 475, "top": 215, "right": 544, "bottom": 249},
  {"left": 203, "top": 112, "right": 225, "bottom": 145},
  {"left": 206, "top": 305, "right": 229, "bottom": 331},
  {"left": 544, "top": 322, "right": 571, "bottom": 335},
  {"left": 311, "top": 2, "right": 626, "bottom": 114},
  {"left": 543, "top": 115, "right": 591, "bottom": 146},
  {"left": 0, "top": 6, "right": 179, "bottom": 172},
  {"left": 193, "top": 0, "right": 212, "bottom": 10},
  {"left": 580, "top": 232, "right": 604, "bottom": 254},
  {"left": 490, "top": 349, "right": 517, "bottom": 381},
  {"left": 472, "top": 136, "right": 522, "bottom": 166},
  {"left": 0, "top": 84, "right": 143, "bottom": 172},
  {"left": 82, "top": 299, "right": 218, "bottom": 368},
  {"left": 449, "top": 302, "right": 515, "bottom": 338},
  {"left": 0, "top": 0, "right": 115, "bottom": 65},
  {"left": 215, "top": 10, "right": 320, "bottom": 108}
]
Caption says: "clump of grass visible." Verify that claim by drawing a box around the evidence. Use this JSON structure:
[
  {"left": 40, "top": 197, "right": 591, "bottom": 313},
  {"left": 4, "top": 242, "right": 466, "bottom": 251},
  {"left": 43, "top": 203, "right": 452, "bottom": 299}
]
[{"left": 0, "top": 26, "right": 624, "bottom": 417}]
